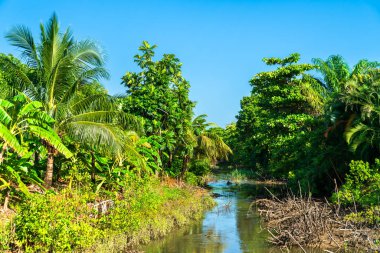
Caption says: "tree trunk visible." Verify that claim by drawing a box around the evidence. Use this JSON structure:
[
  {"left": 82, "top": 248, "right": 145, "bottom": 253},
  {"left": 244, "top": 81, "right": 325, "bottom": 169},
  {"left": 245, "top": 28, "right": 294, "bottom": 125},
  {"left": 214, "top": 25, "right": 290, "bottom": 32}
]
[
  {"left": 91, "top": 151, "right": 96, "bottom": 184},
  {"left": 180, "top": 155, "right": 190, "bottom": 179},
  {"left": 44, "top": 145, "right": 55, "bottom": 187},
  {"left": 167, "top": 152, "right": 173, "bottom": 169},
  {"left": 0, "top": 144, "right": 7, "bottom": 164},
  {"left": 3, "top": 189, "right": 10, "bottom": 211}
]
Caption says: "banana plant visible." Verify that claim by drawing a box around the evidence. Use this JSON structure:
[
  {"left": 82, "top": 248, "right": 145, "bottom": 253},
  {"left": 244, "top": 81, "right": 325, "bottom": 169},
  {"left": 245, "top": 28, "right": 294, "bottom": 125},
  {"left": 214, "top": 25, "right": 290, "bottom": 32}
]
[{"left": 0, "top": 94, "right": 72, "bottom": 209}]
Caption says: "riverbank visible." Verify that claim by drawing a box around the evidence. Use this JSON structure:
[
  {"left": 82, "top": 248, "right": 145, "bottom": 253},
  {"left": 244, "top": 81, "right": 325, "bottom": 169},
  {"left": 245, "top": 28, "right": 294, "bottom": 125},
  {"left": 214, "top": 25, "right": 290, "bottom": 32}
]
[
  {"left": 253, "top": 197, "right": 380, "bottom": 252},
  {"left": 0, "top": 176, "right": 215, "bottom": 252}
]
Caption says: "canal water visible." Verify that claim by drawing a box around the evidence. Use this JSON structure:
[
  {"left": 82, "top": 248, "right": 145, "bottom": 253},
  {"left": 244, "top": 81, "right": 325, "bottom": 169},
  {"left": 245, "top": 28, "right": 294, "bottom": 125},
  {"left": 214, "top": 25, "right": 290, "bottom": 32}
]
[{"left": 141, "top": 179, "right": 323, "bottom": 253}]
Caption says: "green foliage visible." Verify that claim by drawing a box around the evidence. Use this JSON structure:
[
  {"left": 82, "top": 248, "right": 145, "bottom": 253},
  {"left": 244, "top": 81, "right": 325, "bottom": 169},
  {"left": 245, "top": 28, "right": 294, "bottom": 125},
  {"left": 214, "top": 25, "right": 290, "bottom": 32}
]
[
  {"left": 13, "top": 176, "right": 214, "bottom": 252},
  {"left": 344, "top": 206, "right": 380, "bottom": 226},
  {"left": 332, "top": 160, "right": 380, "bottom": 207},
  {"left": 233, "top": 53, "right": 380, "bottom": 199},
  {"left": 192, "top": 115, "right": 232, "bottom": 165},
  {"left": 5, "top": 13, "right": 143, "bottom": 186},
  {"left": 184, "top": 172, "right": 200, "bottom": 185},
  {"left": 189, "top": 158, "right": 211, "bottom": 177},
  {"left": 235, "top": 53, "right": 323, "bottom": 178},
  {"left": 15, "top": 191, "right": 100, "bottom": 252},
  {"left": 0, "top": 94, "right": 71, "bottom": 203},
  {"left": 0, "top": 212, "right": 15, "bottom": 251},
  {"left": 122, "top": 41, "right": 195, "bottom": 174},
  {"left": 227, "top": 169, "right": 256, "bottom": 183}
]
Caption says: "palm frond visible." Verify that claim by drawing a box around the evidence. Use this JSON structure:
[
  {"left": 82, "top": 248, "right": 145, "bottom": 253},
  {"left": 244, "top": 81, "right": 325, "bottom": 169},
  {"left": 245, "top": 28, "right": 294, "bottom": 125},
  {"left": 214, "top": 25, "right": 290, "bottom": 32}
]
[
  {"left": 5, "top": 25, "right": 39, "bottom": 68},
  {"left": 66, "top": 121, "right": 124, "bottom": 151}
]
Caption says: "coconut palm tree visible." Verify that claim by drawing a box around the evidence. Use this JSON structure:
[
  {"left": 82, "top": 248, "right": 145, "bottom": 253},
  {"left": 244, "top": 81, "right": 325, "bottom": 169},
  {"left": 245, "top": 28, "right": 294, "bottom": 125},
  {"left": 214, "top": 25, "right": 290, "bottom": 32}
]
[
  {"left": 192, "top": 114, "right": 232, "bottom": 165},
  {"left": 5, "top": 13, "right": 141, "bottom": 186},
  {"left": 180, "top": 114, "right": 232, "bottom": 178},
  {"left": 313, "top": 56, "right": 380, "bottom": 133},
  {"left": 341, "top": 71, "right": 380, "bottom": 159},
  {"left": 313, "top": 55, "right": 380, "bottom": 165}
]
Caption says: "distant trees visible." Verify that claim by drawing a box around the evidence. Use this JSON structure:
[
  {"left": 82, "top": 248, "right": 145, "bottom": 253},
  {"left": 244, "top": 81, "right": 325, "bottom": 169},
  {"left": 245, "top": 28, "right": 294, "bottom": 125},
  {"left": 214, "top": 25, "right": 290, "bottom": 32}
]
[{"left": 122, "top": 42, "right": 230, "bottom": 178}]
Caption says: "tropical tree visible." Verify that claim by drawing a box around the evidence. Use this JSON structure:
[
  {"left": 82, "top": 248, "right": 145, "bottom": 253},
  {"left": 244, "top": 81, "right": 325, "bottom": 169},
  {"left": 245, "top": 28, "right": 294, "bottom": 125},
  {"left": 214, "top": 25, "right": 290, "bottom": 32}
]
[
  {"left": 236, "top": 53, "right": 323, "bottom": 177},
  {"left": 0, "top": 53, "right": 32, "bottom": 99},
  {"left": 313, "top": 55, "right": 380, "bottom": 130},
  {"left": 5, "top": 13, "right": 141, "bottom": 186},
  {"left": 122, "top": 41, "right": 195, "bottom": 175},
  {"left": 191, "top": 114, "right": 232, "bottom": 164},
  {"left": 313, "top": 55, "right": 380, "bottom": 160},
  {"left": 341, "top": 70, "right": 380, "bottom": 160}
]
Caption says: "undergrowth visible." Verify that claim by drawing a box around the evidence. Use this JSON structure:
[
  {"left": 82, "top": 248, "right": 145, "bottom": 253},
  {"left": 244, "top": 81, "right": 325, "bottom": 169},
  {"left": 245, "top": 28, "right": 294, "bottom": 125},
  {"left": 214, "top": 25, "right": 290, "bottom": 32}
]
[{"left": 1, "top": 175, "right": 214, "bottom": 252}]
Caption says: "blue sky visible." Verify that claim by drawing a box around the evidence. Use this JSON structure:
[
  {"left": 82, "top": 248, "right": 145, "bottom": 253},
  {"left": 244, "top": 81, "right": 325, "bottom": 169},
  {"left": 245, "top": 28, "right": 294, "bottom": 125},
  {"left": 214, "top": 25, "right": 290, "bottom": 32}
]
[{"left": 1, "top": 0, "right": 380, "bottom": 126}]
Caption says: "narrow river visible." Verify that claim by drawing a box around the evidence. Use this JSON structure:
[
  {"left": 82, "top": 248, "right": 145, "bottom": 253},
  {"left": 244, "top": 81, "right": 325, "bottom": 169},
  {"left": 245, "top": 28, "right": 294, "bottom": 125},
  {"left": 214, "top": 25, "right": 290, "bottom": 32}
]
[{"left": 140, "top": 179, "right": 324, "bottom": 253}]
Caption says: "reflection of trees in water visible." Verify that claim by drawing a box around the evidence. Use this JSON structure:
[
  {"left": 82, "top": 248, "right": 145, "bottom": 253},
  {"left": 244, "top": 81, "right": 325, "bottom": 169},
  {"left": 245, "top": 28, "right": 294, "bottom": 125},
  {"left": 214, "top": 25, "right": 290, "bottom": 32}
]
[
  {"left": 235, "top": 183, "right": 291, "bottom": 253},
  {"left": 142, "top": 222, "right": 226, "bottom": 253},
  {"left": 236, "top": 199, "right": 267, "bottom": 253},
  {"left": 143, "top": 183, "right": 313, "bottom": 253}
]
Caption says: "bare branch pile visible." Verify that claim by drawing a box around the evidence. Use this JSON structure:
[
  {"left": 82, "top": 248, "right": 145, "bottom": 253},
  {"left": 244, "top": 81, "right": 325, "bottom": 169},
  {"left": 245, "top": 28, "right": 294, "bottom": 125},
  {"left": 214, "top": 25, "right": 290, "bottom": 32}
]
[{"left": 252, "top": 197, "right": 380, "bottom": 252}]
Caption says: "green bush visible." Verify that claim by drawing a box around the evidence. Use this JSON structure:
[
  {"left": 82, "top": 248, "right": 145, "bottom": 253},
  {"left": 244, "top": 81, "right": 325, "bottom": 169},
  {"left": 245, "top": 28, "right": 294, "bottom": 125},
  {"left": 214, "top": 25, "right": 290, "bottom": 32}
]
[
  {"left": 14, "top": 190, "right": 101, "bottom": 252},
  {"left": 0, "top": 213, "right": 14, "bottom": 251},
  {"left": 344, "top": 206, "right": 380, "bottom": 226},
  {"left": 332, "top": 160, "right": 380, "bottom": 207},
  {"left": 184, "top": 172, "right": 199, "bottom": 185},
  {"left": 189, "top": 159, "right": 211, "bottom": 176},
  {"left": 226, "top": 169, "right": 256, "bottom": 183}
]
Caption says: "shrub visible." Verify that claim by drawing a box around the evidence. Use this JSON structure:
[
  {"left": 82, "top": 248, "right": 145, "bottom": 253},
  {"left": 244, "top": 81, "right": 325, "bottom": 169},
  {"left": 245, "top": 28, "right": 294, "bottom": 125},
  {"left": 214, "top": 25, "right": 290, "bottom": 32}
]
[
  {"left": 332, "top": 160, "right": 380, "bottom": 207},
  {"left": 184, "top": 172, "right": 199, "bottom": 186},
  {"left": 14, "top": 190, "right": 101, "bottom": 252},
  {"left": 12, "top": 175, "right": 214, "bottom": 252},
  {"left": 189, "top": 159, "right": 211, "bottom": 176}
]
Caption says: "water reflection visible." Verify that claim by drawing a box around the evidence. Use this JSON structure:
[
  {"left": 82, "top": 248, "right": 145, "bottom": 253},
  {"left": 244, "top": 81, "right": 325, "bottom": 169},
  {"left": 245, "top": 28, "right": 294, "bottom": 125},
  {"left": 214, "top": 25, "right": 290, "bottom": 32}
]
[{"left": 141, "top": 180, "right": 324, "bottom": 253}]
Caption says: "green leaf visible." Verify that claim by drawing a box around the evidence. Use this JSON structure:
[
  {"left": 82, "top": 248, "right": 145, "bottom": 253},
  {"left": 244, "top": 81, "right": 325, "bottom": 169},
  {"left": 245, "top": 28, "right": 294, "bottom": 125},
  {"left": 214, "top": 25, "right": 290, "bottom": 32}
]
[
  {"left": 0, "top": 123, "right": 26, "bottom": 156},
  {"left": 29, "top": 125, "right": 73, "bottom": 158}
]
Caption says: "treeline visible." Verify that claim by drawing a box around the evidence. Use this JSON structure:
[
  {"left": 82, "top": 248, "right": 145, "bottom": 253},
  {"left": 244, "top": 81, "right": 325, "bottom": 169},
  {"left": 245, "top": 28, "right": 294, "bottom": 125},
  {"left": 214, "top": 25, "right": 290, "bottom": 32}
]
[
  {"left": 0, "top": 13, "right": 229, "bottom": 251},
  {"left": 224, "top": 53, "right": 380, "bottom": 214},
  {"left": 0, "top": 14, "right": 230, "bottom": 210}
]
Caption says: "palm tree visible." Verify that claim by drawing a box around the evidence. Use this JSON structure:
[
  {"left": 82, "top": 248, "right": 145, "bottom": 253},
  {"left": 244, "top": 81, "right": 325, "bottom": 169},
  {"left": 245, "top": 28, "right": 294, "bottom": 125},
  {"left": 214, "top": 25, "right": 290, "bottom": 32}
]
[
  {"left": 341, "top": 71, "right": 380, "bottom": 159},
  {"left": 193, "top": 115, "right": 232, "bottom": 163},
  {"left": 313, "top": 55, "right": 380, "bottom": 134},
  {"left": 6, "top": 13, "right": 141, "bottom": 186},
  {"left": 180, "top": 114, "right": 231, "bottom": 177}
]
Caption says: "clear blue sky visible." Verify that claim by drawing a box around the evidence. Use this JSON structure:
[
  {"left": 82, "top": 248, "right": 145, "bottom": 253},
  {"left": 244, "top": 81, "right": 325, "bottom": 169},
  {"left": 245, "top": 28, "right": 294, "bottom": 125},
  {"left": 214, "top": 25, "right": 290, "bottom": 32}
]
[{"left": 1, "top": 0, "right": 380, "bottom": 127}]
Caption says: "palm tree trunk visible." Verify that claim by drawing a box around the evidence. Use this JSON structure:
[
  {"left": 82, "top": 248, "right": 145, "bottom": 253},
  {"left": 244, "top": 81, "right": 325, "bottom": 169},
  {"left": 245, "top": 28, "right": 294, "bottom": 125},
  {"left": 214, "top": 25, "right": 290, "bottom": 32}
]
[
  {"left": 91, "top": 151, "right": 96, "bottom": 184},
  {"left": 180, "top": 155, "right": 190, "bottom": 179},
  {"left": 3, "top": 189, "right": 10, "bottom": 211},
  {"left": 44, "top": 144, "right": 55, "bottom": 187}
]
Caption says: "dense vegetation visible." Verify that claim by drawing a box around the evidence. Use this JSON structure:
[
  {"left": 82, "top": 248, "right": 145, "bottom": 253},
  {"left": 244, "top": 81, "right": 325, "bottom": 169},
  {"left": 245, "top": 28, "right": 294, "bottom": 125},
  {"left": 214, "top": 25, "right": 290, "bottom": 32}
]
[
  {"left": 225, "top": 53, "right": 380, "bottom": 219},
  {"left": 0, "top": 12, "right": 378, "bottom": 252},
  {"left": 0, "top": 14, "right": 226, "bottom": 251}
]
